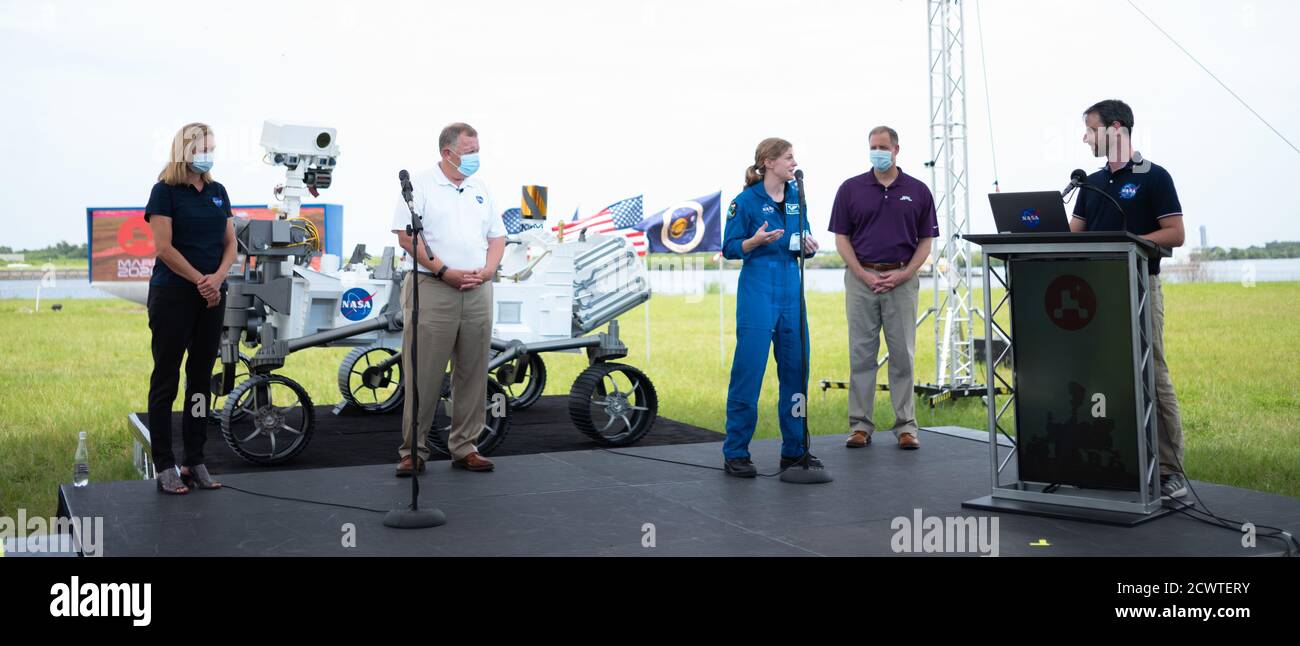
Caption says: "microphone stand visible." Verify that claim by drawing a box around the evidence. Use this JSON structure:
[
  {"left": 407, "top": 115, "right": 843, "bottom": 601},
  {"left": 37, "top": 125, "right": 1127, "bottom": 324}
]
[
  {"left": 1065, "top": 169, "right": 1131, "bottom": 230},
  {"left": 1077, "top": 184, "right": 1130, "bottom": 227},
  {"left": 781, "top": 171, "right": 832, "bottom": 484},
  {"left": 385, "top": 170, "right": 447, "bottom": 529}
]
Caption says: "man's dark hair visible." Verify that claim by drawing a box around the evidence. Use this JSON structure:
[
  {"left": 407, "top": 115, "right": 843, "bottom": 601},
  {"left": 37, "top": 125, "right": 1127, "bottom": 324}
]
[{"left": 1083, "top": 99, "right": 1134, "bottom": 132}]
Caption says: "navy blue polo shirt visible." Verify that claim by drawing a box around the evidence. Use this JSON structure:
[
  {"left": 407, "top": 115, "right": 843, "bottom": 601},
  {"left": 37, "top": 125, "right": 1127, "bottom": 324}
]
[
  {"left": 1072, "top": 156, "right": 1182, "bottom": 275},
  {"left": 144, "top": 180, "right": 233, "bottom": 287}
]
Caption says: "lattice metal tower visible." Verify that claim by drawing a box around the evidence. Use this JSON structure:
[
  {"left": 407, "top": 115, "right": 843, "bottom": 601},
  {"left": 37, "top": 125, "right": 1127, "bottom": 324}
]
[{"left": 922, "top": 0, "right": 982, "bottom": 401}]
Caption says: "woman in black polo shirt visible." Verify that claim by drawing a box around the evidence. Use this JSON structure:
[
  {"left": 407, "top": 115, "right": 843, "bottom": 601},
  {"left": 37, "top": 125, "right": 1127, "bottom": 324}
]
[{"left": 144, "top": 122, "right": 235, "bottom": 494}]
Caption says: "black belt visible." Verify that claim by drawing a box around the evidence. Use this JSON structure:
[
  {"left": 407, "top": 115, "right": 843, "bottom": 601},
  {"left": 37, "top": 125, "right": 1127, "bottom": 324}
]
[{"left": 858, "top": 260, "right": 905, "bottom": 271}]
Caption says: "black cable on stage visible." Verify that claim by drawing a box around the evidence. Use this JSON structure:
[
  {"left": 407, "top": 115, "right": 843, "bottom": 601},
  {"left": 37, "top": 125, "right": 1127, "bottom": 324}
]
[
  {"left": 1159, "top": 450, "right": 1298, "bottom": 556},
  {"left": 220, "top": 484, "right": 387, "bottom": 514},
  {"left": 212, "top": 413, "right": 1298, "bottom": 552},
  {"left": 598, "top": 449, "right": 786, "bottom": 478}
]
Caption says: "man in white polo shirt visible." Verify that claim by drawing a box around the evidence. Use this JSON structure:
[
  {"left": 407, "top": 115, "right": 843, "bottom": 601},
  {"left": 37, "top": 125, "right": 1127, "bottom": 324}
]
[{"left": 390, "top": 122, "right": 506, "bottom": 476}]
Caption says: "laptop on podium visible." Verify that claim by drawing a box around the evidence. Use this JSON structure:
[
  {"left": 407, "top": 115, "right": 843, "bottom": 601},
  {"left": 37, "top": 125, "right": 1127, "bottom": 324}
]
[{"left": 988, "top": 191, "right": 1071, "bottom": 234}]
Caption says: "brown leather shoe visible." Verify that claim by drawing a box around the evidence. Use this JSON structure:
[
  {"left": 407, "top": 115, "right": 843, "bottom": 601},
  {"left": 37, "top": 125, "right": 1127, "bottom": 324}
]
[
  {"left": 452, "top": 452, "right": 495, "bottom": 472},
  {"left": 395, "top": 455, "right": 427, "bottom": 477},
  {"left": 898, "top": 432, "right": 920, "bottom": 450},
  {"left": 845, "top": 430, "right": 871, "bottom": 448}
]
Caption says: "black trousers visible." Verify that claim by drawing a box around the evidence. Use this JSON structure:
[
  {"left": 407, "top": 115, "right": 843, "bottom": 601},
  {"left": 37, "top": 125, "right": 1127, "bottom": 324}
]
[{"left": 147, "top": 284, "right": 225, "bottom": 471}]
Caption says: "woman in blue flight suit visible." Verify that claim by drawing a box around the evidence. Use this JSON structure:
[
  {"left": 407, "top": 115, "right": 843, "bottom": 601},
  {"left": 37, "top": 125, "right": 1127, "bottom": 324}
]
[{"left": 721, "top": 138, "right": 821, "bottom": 477}]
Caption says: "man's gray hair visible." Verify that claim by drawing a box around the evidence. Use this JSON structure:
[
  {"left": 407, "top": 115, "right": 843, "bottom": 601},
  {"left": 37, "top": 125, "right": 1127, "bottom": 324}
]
[
  {"left": 438, "top": 122, "right": 478, "bottom": 151},
  {"left": 869, "top": 125, "right": 899, "bottom": 146}
]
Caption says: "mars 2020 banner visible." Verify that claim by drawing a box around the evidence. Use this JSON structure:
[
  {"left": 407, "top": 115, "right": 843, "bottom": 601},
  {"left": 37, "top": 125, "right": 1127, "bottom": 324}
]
[{"left": 88, "top": 206, "right": 328, "bottom": 281}]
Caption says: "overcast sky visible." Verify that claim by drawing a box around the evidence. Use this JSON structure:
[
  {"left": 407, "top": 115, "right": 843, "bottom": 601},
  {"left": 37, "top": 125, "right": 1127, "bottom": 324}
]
[{"left": 2, "top": 0, "right": 1297, "bottom": 254}]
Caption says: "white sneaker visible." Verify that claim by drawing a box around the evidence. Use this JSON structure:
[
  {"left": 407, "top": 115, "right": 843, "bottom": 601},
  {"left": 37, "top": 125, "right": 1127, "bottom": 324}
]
[{"left": 1160, "top": 473, "right": 1188, "bottom": 499}]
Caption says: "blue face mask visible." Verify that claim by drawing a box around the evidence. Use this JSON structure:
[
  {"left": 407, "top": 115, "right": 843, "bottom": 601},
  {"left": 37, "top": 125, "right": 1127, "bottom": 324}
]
[
  {"left": 869, "top": 149, "right": 893, "bottom": 172},
  {"left": 189, "top": 152, "right": 214, "bottom": 174},
  {"left": 453, "top": 151, "right": 480, "bottom": 177}
]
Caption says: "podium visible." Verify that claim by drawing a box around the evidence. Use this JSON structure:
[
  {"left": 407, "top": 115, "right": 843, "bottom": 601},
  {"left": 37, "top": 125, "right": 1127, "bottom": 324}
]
[{"left": 960, "top": 231, "right": 1175, "bottom": 524}]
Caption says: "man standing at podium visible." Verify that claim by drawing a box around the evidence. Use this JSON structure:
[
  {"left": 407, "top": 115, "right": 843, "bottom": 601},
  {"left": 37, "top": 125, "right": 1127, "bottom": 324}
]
[{"left": 1070, "top": 99, "right": 1188, "bottom": 499}]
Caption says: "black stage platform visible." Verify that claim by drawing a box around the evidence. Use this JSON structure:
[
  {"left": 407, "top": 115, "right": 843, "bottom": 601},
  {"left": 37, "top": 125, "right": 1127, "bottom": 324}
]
[
  {"left": 130, "top": 395, "right": 722, "bottom": 474},
  {"left": 61, "top": 426, "right": 1300, "bottom": 556}
]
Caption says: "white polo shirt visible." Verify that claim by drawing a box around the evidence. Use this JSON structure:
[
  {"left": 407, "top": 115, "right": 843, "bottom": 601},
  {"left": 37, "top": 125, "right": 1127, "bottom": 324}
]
[{"left": 390, "top": 165, "right": 506, "bottom": 272}]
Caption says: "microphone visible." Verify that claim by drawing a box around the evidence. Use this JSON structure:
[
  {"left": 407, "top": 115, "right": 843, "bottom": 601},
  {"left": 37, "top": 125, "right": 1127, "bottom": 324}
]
[
  {"left": 1061, "top": 168, "right": 1087, "bottom": 198},
  {"left": 399, "top": 169, "right": 415, "bottom": 207},
  {"left": 1068, "top": 168, "right": 1131, "bottom": 231},
  {"left": 792, "top": 170, "right": 811, "bottom": 257},
  {"left": 399, "top": 169, "right": 434, "bottom": 261}
]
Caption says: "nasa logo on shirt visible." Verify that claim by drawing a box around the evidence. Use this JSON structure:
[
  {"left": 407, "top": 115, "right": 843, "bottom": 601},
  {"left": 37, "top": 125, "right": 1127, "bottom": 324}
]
[
  {"left": 1119, "top": 183, "right": 1140, "bottom": 199},
  {"left": 212, "top": 197, "right": 224, "bottom": 207},
  {"left": 762, "top": 204, "right": 775, "bottom": 214},
  {"left": 900, "top": 195, "right": 913, "bottom": 202},
  {"left": 727, "top": 201, "right": 737, "bottom": 220}
]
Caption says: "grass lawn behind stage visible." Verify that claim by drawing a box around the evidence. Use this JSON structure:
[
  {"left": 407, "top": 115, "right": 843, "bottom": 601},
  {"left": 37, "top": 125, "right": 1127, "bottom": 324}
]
[{"left": 1, "top": 281, "right": 1297, "bottom": 521}]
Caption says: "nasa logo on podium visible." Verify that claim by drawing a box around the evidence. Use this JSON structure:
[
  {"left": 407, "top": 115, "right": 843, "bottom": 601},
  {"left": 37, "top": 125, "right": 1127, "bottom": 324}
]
[{"left": 1045, "top": 275, "right": 1097, "bottom": 331}]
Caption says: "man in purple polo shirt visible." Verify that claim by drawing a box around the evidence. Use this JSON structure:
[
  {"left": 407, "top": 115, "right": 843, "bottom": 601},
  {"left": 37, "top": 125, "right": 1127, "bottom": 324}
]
[{"left": 829, "top": 126, "right": 939, "bottom": 450}]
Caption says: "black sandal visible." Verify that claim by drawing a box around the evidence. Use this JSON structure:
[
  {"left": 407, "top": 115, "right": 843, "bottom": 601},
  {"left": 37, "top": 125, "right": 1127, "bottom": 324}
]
[
  {"left": 156, "top": 467, "right": 190, "bottom": 495},
  {"left": 180, "top": 464, "right": 222, "bottom": 490}
]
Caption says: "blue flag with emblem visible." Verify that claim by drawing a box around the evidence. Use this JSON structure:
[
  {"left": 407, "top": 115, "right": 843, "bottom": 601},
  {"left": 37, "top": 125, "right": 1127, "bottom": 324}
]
[{"left": 635, "top": 191, "right": 722, "bottom": 254}]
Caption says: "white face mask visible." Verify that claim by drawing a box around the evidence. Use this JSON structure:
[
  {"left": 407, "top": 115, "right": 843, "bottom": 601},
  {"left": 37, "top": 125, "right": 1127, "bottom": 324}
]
[{"left": 189, "top": 152, "right": 214, "bottom": 173}]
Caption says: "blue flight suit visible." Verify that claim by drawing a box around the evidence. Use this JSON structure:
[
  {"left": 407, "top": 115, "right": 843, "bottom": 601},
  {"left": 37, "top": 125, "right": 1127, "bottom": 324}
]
[{"left": 722, "top": 180, "right": 811, "bottom": 460}]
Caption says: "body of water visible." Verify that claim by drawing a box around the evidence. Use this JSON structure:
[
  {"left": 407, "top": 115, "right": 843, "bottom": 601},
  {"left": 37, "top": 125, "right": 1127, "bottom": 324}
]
[
  {"left": 0, "top": 280, "right": 117, "bottom": 300},
  {"left": 1158, "top": 258, "right": 1300, "bottom": 284}
]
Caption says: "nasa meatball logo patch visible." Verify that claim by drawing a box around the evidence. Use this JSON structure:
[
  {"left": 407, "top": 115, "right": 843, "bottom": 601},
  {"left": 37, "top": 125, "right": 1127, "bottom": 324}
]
[
  {"left": 727, "top": 201, "right": 737, "bottom": 220},
  {"left": 1119, "top": 183, "right": 1139, "bottom": 199}
]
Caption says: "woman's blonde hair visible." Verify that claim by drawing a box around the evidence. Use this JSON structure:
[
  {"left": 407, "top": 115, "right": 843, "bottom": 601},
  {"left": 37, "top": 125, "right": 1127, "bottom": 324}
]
[
  {"left": 158, "top": 122, "right": 214, "bottom": 186},
  {"left": 744, "top": 137, "right": 792, "bottom": 187}
]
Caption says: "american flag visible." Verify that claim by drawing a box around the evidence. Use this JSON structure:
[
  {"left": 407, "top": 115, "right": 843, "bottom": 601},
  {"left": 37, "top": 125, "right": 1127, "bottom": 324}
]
[
  {"left": 554, "top": 196, "right": 647, "bottom": 256},
  {"left": 501, "top": 208, "right": 545, "bottom": 235}
]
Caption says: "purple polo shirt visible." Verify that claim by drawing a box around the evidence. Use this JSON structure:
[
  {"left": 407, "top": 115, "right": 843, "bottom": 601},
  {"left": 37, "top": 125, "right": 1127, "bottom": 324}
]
[{"left": 828, "top": 167, "right": 940, "bottom": 264}]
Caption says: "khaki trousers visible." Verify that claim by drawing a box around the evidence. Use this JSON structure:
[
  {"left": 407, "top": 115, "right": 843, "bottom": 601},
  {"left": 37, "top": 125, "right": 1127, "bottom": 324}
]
[
  {"left": 398, "top": 273, "right": 493, "bottom": 461},
  {"left": 1149, "top": 274, "right": 1184, "bottom": 476},
  {"left": 845, "top": 268, "right": 921, "bottom": 438}
]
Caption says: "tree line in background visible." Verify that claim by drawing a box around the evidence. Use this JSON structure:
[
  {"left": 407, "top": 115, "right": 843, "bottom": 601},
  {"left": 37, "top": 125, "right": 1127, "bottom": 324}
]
[
  {"left": 0, "top": 241, "right": 88, "bottom": 264},
  {"left": 1191, "top": 241, "right": 1300, "bottom": 261}
]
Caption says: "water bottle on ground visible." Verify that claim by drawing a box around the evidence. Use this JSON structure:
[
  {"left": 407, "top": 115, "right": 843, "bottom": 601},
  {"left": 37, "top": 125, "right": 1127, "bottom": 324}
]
[{"left": 73, "top": 432, "right": 89, "bottom": 487}]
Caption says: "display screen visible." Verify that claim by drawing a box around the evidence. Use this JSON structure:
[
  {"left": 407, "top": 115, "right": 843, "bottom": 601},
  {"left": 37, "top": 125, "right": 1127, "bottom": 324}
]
[
  {"left": 1010, "top": 257, "right": 1140, "bottom": 491},
  {"left": 88, "top": 205, "right": 328, "bottom": 282}
]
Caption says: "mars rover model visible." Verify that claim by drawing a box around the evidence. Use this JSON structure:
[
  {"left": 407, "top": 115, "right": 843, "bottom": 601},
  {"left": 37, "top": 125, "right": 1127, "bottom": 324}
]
[{"left": 211, "top": 123, "right": 657, "bottom": 465}]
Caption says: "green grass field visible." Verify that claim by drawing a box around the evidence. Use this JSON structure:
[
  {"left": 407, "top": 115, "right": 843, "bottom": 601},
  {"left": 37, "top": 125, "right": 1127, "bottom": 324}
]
[{"left": 1, "top": 281, "right": 1297, "bottom": 523}]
